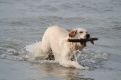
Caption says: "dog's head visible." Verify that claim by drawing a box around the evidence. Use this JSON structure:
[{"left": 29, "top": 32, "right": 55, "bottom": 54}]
[
  {"left": 68, "top": 28, "right": 90, "bottom": 39},
  {"left": 67, "top": 28, "right": 90, "bottom": 50}
]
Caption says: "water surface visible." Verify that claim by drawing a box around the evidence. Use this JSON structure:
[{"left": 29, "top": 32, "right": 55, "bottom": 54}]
[{"left": 0, "top": 0, "right": 121, "bottom": 80}]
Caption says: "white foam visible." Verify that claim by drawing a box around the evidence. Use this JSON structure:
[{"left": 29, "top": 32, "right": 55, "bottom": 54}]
[{"left": 25, "top": 41, "right": 41, "bottom": 54}]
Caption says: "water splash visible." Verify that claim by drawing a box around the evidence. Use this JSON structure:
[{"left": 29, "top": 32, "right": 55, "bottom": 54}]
[{"left": 0, "top": 42, "right": 109, "bottom": 69}]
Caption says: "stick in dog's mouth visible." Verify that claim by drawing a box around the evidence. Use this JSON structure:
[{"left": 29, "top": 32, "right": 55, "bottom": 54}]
[{"left": 68, "top": 37, "right": 98, "bottom": 46}]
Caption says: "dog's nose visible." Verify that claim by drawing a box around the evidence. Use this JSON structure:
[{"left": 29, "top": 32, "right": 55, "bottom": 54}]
[{"left": 86, "top": 34, "right": 90, "bottom": 39}]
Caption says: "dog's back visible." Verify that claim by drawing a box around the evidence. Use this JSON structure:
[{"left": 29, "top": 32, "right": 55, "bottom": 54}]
[{"left": 41, "top": 26, "right": 68, "bottom": 59}]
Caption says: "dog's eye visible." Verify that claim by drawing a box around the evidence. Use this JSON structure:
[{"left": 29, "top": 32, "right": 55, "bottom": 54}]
[{"left": 80, "top": 31, "right": 83, "bottom": 33}]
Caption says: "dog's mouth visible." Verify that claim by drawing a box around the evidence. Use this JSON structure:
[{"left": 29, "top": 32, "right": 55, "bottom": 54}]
[
  {"left": 80, "top": 39, "right": 87, "bottom": 46},
  {"left": 68, "top": 36, "right": 98, "bottom": 47},
  {"left": 80, "top": 34, "right": 90, "bottom": 46}
]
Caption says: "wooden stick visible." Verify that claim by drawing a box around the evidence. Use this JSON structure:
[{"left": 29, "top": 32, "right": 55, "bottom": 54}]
[{"left": 68, "top": 38, "right": 98, "bottom": 44}]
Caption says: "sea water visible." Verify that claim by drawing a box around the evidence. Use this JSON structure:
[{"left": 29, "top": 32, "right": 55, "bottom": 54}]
[{"left": 0, "top": 0, "right": 121, "bottom": 80}]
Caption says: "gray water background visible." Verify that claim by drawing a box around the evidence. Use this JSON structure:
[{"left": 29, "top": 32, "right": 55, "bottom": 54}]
[{"left": 0, "top": 0, "right": 121, "bottom": 80}]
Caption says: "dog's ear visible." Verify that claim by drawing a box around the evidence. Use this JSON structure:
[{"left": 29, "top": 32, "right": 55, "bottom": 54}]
[{"left": 68, "top": 30, "right": 77, "bottom": 37}]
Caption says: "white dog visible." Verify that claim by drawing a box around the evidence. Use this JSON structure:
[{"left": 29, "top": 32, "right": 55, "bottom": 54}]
[{"left": 27, "top": 25, "right": 90, "bottom": 69}]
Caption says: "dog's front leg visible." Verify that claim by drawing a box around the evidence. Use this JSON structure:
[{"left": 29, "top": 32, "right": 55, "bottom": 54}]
[
  {"left": 59, "top": 50, "right": 88, "bottom": 69},
  {"left": 71, "top": 50, "right": 80, "bottom": 61},
  {"left": 71, "top": 61, "right": 89, "bottom": 69},
  {"left": 60, "top": 59, "right": 88, "bottom": 69}
]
